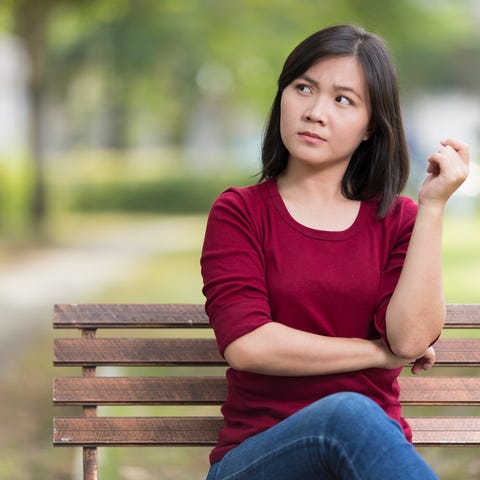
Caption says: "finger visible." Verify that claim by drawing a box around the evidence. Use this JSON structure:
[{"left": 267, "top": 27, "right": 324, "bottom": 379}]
[
  {"left": 440, "top": 138, "right": 470, "bottom": 162},
  {"left": 411, "top": 359, "right": 423, "bottom": 375},
  {"left": 428, "top": 149, "right": 467, "bottom": 178},
  {"left": 426, "top": 156, "right": 442, "bottom": 174},
  {"left": 426, "top": 152, "right": 451, "bottom": 175}
]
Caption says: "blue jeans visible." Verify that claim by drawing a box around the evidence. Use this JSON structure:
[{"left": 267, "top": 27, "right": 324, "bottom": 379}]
[{"left": 206, "top": 392, "right": 438, "bottom": 480}]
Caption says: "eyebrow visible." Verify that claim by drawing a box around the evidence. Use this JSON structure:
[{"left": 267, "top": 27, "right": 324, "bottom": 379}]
[{"left": 298, "top": 74, "right": 364, "bottom": 101}]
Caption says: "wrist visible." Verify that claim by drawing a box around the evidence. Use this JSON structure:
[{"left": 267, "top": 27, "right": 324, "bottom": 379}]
[
  {"left": 369, "top": 338, "right": 390, "bottom": 369},
  {"left": 416, "top": 201, "right": 445, "bottom": 218}
]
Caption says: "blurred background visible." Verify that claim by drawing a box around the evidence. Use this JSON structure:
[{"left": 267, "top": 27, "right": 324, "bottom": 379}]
[{"left": 0, "top": 0, "right": 478, "bottom": 479}]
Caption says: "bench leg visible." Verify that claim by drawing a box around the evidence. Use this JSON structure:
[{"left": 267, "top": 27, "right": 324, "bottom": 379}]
[{"left": 83, "top": 447, "right": 97, "bottom": 480}]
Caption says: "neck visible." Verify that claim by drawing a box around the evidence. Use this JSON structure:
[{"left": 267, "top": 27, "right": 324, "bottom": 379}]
[
  {"left": 276, "top": 161, "right": 360, "bottom": 231},
  {"left": 278, "top": 164, "right": 346, "bottom": 205}
]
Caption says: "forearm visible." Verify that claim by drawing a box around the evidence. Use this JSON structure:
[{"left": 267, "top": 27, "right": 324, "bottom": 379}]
[
  {"left": 224, "top": 322, "right": 393, "bottom": 376},
  {"left": 386, "top": 138, "right": 469, "bottom": 357},
  {"left": 386, "top": 204, "right": 446, "bottom": 357}
]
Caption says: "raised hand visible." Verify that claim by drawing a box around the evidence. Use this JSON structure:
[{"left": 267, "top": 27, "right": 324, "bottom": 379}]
[{"left": 419, "top": 138, "right": 469, "bottom": 209}]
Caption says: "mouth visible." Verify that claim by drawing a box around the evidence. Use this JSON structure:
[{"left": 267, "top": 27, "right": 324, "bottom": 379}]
[{"left": 298, "top": 131, "right": 326, "bottom": 143}]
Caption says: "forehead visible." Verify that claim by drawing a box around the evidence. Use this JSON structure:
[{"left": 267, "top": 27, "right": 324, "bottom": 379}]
[{"left": 301, "top": 56, "right": 368, "bottom": 94}]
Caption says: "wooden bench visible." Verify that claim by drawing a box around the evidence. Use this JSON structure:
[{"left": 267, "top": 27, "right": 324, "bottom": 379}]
[{"left": 53, "top": 303, "right": 480, "bottom": 479}]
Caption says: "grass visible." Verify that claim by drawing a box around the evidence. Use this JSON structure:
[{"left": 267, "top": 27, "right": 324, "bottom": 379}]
[
  {"left": 443, "top": 214, "right": 480, "bottom": 303},
  {"left": 94, "top": 250, "right": 205, "bottom": 304}
]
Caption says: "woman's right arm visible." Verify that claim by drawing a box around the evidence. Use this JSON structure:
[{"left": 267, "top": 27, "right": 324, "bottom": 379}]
[{"left": 224, "top": 322, "right": 421, "bottom": 376}]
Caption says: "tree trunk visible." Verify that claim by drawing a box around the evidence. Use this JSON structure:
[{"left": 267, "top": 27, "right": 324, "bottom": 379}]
[{"left": 14, "top": 0, "right": 52, "bottom": 231}]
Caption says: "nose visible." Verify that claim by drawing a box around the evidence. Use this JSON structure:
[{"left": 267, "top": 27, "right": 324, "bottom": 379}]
[{"left": 305, "top": 96, "right": 327, "bottom": 124}]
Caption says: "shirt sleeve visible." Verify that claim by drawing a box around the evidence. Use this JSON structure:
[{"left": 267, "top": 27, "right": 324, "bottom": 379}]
[
  {"left": 201, "top": 188, "right": 272, "bottom": 356},
  {"left": 373, "top": 197, "right": 418, "bottom": 346}
]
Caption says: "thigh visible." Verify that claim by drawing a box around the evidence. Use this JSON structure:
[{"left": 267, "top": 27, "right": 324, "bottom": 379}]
[
  {"left": 206, "top": 392, "right": 439, "bottom": 480},
  {"left": 206, "top": 402, "right": 337, "bottom": 480}
]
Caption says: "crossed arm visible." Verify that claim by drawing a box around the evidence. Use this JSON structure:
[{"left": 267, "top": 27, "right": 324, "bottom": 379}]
[{"left": 222, "top": 138, "right": 469, "bottom": 377}]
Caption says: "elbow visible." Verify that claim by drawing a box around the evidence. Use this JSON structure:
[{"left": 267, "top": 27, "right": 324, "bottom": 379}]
[
  {"left": 224, "top": 339, "right": 261, "bottom": 372},
  {"left": 389, "top": 340, "right": 430, "bottom": 360},
  {"left": 386, "top": 306, "right": 445, "bottom": 359},
  {"left": 388, "top": 328, "right": 440, "bottom": 359}
]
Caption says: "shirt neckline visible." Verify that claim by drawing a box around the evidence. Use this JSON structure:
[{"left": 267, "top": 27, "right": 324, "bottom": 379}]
[{"left": 265, "top": 178, "right": 371, "bottom": 240}]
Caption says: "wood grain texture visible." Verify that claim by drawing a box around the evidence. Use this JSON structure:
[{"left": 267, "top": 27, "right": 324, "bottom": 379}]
[
  {"left": 54, "top": 304, "right": 209, "bottom": 328},
  {"left": 53, "top": 376, "right": 480, "bottom": 406},
  {"left": 410, "top": 418, "right": 480, "bottom": 445},
  {"left": 53, "top": 303, "right": 480, "bottom": 329},
  {"left": 53, "top": 416, "right": 480, "bottom": 447},
  {"left": 53, "top": 338, "right": 224, "bottom": 366},
  {"left": 53, "top": 337, "right": 480, "bottom": 366},
  {"left": 53, "top": 377, "right": 227, "bottom": 405},
  {"left": 52, "top": 302, "right": 480, "bottom": 458},
  {"left": 53, "top": 417, "right": 224, "bottom": 446},
  {"left": 399, "top": 377, "right": 480, "bottom": 405}
]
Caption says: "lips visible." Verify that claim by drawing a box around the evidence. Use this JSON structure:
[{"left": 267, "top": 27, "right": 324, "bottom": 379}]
[{"left": 298, "top": 131, "right": 326, "bottom": 143}]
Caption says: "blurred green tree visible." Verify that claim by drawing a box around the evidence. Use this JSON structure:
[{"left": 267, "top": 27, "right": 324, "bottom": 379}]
[{"left": 0, "top": 0, "right": 478, "bottom": 227}]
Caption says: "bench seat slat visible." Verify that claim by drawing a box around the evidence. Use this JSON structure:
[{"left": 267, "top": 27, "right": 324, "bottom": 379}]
[
  {"left": 434, "top": 338, "right": 480, "bottom": 365},
  {"left": 53, "top": 376, "right": 480, "bottom": 406},
  {"left": 54, "top": 304, "right": 209, "bottom": 328},
  {"left": 399, "top": 377, "right": 480, "bottom": 405},
  {"left": 53, "top": 338, "right": 480, "bottom": 366},
  {"left": 53, "top": 377, "right": 227, "bottom": 405},
  {"left": 445, "top": 304, "right": 480, "bottom": 328},
  {"left": 53, "top": 338, "right": 224, "bottom": 365},
  {"left": 54, "top": 417, "right": 224, "bottom": 446},
  {"left": 53, "top": 416, "right": 480, "bottom": 447},
  {"left": 410, "top": 418, "right": 480, "bottom": 445},
  {"left": 53, "top": 304, "right": 480, "bottom": 329}
]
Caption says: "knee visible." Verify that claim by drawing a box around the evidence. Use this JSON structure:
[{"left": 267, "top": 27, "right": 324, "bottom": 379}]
[
  {"left": 311, "top": 392, "right": 385, "bottom": 429},
  {"left": 318, "top": 391, "right": 376, "bottom": 413}
]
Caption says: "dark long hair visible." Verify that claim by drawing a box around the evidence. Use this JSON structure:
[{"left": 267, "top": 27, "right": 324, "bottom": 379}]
[{"left": 261, "top": 24, "right": 409, "bottom": 218}]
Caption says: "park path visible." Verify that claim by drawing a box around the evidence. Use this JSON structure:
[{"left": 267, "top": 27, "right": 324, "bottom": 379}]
[{"left": 0, "top": 215, "right": 205, "bottom": 374}]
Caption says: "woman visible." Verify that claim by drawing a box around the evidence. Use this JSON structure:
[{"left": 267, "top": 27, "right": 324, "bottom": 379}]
[{"left": 201, "top": 24, "right": 469, "bottom": 479}]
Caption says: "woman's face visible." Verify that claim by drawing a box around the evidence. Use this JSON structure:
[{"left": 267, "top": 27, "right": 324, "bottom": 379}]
[{"left": 280, "top": 55, "right": 371, "bottom": 173}]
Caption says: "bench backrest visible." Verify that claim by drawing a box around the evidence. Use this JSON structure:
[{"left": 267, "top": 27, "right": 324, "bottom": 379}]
[{"left": 53, "top": 303, "right": 480, "bottom": 479}]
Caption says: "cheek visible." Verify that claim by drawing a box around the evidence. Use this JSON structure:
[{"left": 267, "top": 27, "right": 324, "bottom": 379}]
[
  {"left": 279, "top": 101, "right": 290, "bottom": 142},
  {"left": 279, "top": 96, "right": 297, "bottom": 137}
]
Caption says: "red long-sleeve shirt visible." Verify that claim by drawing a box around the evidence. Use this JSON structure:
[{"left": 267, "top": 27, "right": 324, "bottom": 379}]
[{"left": 201, "top": 178, "right": 417, "bottom": 464}]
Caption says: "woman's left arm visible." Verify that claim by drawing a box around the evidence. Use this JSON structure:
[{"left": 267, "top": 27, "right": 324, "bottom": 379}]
[{"left": 386, "top": 138, "right": 470, "bottom": 358}]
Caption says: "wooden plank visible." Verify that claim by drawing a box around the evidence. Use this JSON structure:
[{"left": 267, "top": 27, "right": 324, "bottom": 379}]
[
  {"left": 444, "top": 304, "right": 480, "bottom": 329},
  {"left": 434, "top": 338, "right": 480, "bottom": 365},
  {"left": 53, "top": 417, "right": 224, "bottom": 446},
  {"left": 54, "top": 304, "right": 209, "bottom": 329},
  {"left": 53, "top": 416, "right": 480, "bottom": 447},
  {"left": 53, "top": 338, "right": 224, "bottom": 366},
  {"left": 53, "top": 304, "right": 480, "bottom": 329},
  {"left": 410, "top": 417, "right": 480, "bottom": 445},
  {"left": 399, "top": 377, "right": 480, "bottom": 405},
  {"left": 53, "top": 377, "right": 227, "bottom": 405},
  {"left": 54, "top": 376, "right": 480, "bottom": 406},
  {"left": 53, "top": 337, "right": 480, "bottom": 367}
]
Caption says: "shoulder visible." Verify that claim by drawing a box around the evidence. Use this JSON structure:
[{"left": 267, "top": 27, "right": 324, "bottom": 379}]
[
  {"left": 210, "top": 181, "right": 271, "bottom": 216},
  {"left": 377, "top": 195, "right": 417, "bottom": 243},
  {"left": 386, "top": 196, "right": 418, "bottom": 224},
  {"left": 204, "top": 182, "right": 271, "bottom": 247}
]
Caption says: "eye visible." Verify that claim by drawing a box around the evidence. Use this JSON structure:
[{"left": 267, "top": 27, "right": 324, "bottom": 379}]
[
  {"left": 295, "top": 83, "right": 312, "bottom": 95},
  {"left": 335, "top": 95, "right": 352, "bottom": 105}
]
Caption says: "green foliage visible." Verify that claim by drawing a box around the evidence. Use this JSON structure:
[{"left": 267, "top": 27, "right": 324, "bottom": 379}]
[
  {"left": 0, "top": 156, "right": 39, "bottom": 239},
  {"left": 25, "top": 0, "right": 480, "bottom": 148},
  {"left": 68, "top": 172, "right": 252, "bottom": 214}
]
